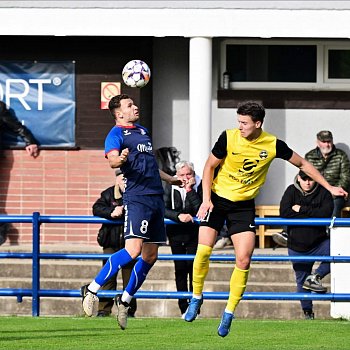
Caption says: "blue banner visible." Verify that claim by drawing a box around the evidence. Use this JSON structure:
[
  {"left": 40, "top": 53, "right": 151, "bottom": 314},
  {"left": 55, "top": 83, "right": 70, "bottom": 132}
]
[{"left": 0, "top": 61, "right": 75, "bottom": 147}]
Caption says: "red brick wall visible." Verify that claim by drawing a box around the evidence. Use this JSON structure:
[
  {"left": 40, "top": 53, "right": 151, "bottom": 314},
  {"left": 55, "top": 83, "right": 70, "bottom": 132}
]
[{"left": 0, "top": 149, "right": 116, "bottom": 245}]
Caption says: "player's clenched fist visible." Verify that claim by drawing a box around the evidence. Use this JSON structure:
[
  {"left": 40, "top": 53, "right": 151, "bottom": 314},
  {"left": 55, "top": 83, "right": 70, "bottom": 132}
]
[{"left": 119, "top": 148, "right": 129, "bottom": 163}]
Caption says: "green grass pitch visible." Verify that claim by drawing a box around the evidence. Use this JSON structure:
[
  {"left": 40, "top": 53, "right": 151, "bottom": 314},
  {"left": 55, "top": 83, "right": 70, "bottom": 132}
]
[{"left": 0, "top": 316, "right": 349, "bottom": 350}]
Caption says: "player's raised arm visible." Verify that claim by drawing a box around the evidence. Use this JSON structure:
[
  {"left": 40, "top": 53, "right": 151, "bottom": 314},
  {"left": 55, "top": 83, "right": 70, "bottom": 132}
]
[
  {"left": 159, "top": 169, "right": 182, "bottom": 186},
  {"left": 107, "top": 148, "right": 129, "bottom": 169},
  {"left": 288, "top": 151, "right": 348, "bottom": 198}
]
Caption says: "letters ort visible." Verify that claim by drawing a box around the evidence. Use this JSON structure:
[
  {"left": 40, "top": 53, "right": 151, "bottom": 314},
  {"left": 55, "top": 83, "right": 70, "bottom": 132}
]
[{"left": 0, "top": 78, "right": 52, "bottom": 110}]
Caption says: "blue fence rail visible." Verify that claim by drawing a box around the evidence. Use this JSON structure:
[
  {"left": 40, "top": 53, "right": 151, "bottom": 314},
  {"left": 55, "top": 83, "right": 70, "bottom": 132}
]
[{"left": 1, "top": 213, "right": 350, "bottom": 316}]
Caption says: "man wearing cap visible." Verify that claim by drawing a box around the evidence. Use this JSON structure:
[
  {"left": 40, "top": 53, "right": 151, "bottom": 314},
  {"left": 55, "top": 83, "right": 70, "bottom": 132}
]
[
  {"left": 279, "top": 170, "right": 334, "bottom": 319},
  {"left": 305, "top": 130, "right": 350, "bottom": 217}
]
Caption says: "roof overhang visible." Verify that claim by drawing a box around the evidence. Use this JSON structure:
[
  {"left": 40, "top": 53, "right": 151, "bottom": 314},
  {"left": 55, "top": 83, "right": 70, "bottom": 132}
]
[{"left": 0, "top": 3, "right": 350, "bottom": 38}]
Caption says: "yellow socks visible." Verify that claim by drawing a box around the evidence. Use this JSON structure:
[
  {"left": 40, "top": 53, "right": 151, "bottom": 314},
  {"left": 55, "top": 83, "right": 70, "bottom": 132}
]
[
  {"left": 192, "top": 244, "right": 213, "bottom": 296},
  {"left": 226, "top": 266, "right": 250, "bottom": 313},
  {"left": 192, "top": 245, "right": 249, "bottom": 312}
]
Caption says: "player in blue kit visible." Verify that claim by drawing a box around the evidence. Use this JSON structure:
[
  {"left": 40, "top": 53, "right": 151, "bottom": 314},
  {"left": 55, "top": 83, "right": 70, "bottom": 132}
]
[{"left": 82, "top": 94, "right": 180, "bottom": 329}]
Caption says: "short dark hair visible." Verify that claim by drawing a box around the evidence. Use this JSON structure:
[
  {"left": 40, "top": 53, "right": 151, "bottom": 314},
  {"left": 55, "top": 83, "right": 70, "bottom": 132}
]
[
  {"left": 108, "top": 94, "right": 130, "bottom": 118},
  {"left": 237, "top": 101, "right": 265, "bottom": 123},
  {"left": 298, "top": 170, "right": 312, "bottom": 181}
]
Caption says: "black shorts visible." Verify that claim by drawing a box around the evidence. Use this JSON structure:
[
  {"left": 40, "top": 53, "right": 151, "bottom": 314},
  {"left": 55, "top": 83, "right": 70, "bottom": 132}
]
[{"left": 200, "top": 192, "right": 256, "bottom": 235}]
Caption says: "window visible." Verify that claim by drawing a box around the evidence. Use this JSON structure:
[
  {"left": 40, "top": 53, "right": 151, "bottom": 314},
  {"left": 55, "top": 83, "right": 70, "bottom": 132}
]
[
  {"left": 326, "top": 47, "right": 350, "bottom": 81},
  {"left": 221, "top": 40, "right": 350, "bottom": 90},
  {"left": 227, "top": 44, "right": 316, "bottom": 83}
]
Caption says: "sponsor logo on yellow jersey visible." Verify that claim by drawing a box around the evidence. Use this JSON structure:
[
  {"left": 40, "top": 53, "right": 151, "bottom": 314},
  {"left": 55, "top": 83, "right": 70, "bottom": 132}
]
[{"left": 212, "top": 128, "right": 277, "bottom": 201}]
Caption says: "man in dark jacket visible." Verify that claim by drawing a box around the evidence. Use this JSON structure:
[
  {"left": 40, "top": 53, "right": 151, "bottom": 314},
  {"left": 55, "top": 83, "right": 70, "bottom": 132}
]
[
  {"left": 164, "top": 161, "right": 202, "bottom": 317},
  {"left": 305, "top": 130, "right": 350, "bottom": 217},
  {"left": 280, "top": 170, "right": 334, "bottom": 319},
  {"left": 82, "top": 169, "right": 136, "bottom": 317},
  {"left": 0, "top": 101, "right": 38, "bottom": 157},
  {"left": 0, "top": 101, "right": 39, "bottom": 245}
]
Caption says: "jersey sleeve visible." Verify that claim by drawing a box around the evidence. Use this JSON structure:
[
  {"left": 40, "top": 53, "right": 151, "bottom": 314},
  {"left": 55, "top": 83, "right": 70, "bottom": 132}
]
[
  {"left": 211, "top": 131, "right": 227, "bottom": 159},
  {"left": 276, "top": 139, "right": 294, "bottom": 160},
  {"left": 105, "top": 127, "right": 123, "bottom": 157}
]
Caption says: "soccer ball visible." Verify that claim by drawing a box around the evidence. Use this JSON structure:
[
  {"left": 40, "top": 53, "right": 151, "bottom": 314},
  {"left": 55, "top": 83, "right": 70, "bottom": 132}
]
[{"left": 122, "top": 59, "right": 151, "bottom": 88}]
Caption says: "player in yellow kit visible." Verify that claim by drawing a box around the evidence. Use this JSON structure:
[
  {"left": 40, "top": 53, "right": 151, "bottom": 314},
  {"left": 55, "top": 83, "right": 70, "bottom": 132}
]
[{"left": 184, "top": 101, "right": 348, "bottom": 337}]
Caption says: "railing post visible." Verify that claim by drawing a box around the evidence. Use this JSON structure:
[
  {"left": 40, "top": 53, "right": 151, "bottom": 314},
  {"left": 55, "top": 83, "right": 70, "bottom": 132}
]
[
  {"left": 32, "top": 212, "right": 40, "bottom": 316},
  {"left": 330, "top": 226, "right": 350, "bottom": 319}
]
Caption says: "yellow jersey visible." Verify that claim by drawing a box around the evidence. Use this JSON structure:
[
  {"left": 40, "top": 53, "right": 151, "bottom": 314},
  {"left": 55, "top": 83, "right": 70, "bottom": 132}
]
[{"left": 212, "top": 128, "right": 292, "bottom": 202}]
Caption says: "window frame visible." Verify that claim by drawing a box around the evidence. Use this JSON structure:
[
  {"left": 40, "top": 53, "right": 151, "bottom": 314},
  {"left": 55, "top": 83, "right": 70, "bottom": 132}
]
[
  {"left": 221, "top": 39, "right": 350, "bottom": 91},
  {"left": 324, "top": 45, "right": 350, "bottom": 84}
]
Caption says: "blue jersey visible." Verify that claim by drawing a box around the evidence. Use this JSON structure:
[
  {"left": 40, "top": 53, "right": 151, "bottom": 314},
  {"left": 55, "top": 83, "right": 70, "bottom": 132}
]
[{"left": 105, "top": 123, "right": 164, "bottom": 197}]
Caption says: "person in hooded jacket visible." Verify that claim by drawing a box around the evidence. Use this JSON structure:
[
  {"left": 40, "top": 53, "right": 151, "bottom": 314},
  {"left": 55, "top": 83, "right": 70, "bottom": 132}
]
[{"left": 279, "top": 170, "right": 334, "bottom": 319}]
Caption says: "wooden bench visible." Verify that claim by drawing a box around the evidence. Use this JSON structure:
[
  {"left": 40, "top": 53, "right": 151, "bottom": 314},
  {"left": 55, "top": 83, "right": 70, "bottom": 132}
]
[
  {"left": 255, "top": 205, "right": 350, "bottom": 249},
  {"left": 341, "top": 206, "right": 350, "bottom": 217},
  {"left": 255, "top": 205, "right": 281, "bottom": 249}
]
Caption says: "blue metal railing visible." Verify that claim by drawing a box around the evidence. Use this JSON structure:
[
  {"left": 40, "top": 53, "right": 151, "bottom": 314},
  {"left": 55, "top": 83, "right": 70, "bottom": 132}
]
[{"left": 1, "top": 213, "right": 350, "bottom": 316}]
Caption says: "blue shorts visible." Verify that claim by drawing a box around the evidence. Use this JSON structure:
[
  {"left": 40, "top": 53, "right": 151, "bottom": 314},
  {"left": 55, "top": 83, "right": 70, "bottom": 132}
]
[{"left": 123, "top": 194, "right": 166, "bottom": 243}]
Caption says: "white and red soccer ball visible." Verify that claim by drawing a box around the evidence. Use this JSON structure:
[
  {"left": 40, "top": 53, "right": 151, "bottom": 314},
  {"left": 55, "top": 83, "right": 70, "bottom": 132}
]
[{"left": 122, "top": 59, "right": 151, "bottom": 88}]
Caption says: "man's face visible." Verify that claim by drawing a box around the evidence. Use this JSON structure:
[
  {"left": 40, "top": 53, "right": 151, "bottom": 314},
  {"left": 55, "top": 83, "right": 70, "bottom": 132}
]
[
  {"left": 116, "top": 98, "right": 139, "bottom": 124},
  {"left": 237, "top": 114, "right": 261, "bottom": 139},
  {"left": 298, "top": 175, "right": 316, "bottom": 192},
  {"left": 176, "top": 166, "right": 194, "bottom": 186},
  {"left": 317, "top": 139, "right": 333, "bottom": 156}
]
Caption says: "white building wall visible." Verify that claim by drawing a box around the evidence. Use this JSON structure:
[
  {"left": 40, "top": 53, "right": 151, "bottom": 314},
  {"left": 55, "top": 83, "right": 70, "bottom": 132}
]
[
  {"left": 152, "top": 37, "right": 189, "bottom": 154},
  {"left": 1, "top": 8, "right": 350, "bottom": 38},
  {"left": 2, "top": 2, "right": 350, "bottom": 204},
  {"left": 153, "top": 37, "right": 350, "bottom": 204}
]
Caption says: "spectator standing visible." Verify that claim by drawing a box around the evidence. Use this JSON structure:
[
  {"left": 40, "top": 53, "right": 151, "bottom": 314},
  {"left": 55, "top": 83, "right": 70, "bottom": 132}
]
[
  {"left": 280, "top": 170, "right": 333, "bottom": 319},
  {"left": 0, "top": 101, "right": 39, "bottom": 245},
  {"left": 183, "top": 101, "right": 347, "bottom": 337},
  {"left": 164, "top": 161, "right": 201, "bottom": 317},
  {"left": 81, "top": 94, "right": 180, "bottom": 330},
  {"left": 81, "top": 169, "right": 136, "bottom": 317},
  {"left": 305, "top": 130, "right": 350, "bottom": 217}
]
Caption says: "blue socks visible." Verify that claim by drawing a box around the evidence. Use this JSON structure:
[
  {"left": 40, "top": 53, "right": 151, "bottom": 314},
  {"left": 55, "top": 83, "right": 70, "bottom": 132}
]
[
  {"left": 93, "top": 250, "right": 154, "bottom": 300},
  {"left": 125, "top": 258, "right": 153, "bottom": 296},
  {"left": 95, "top": 248, "right": 133, "bottom": 286}
]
